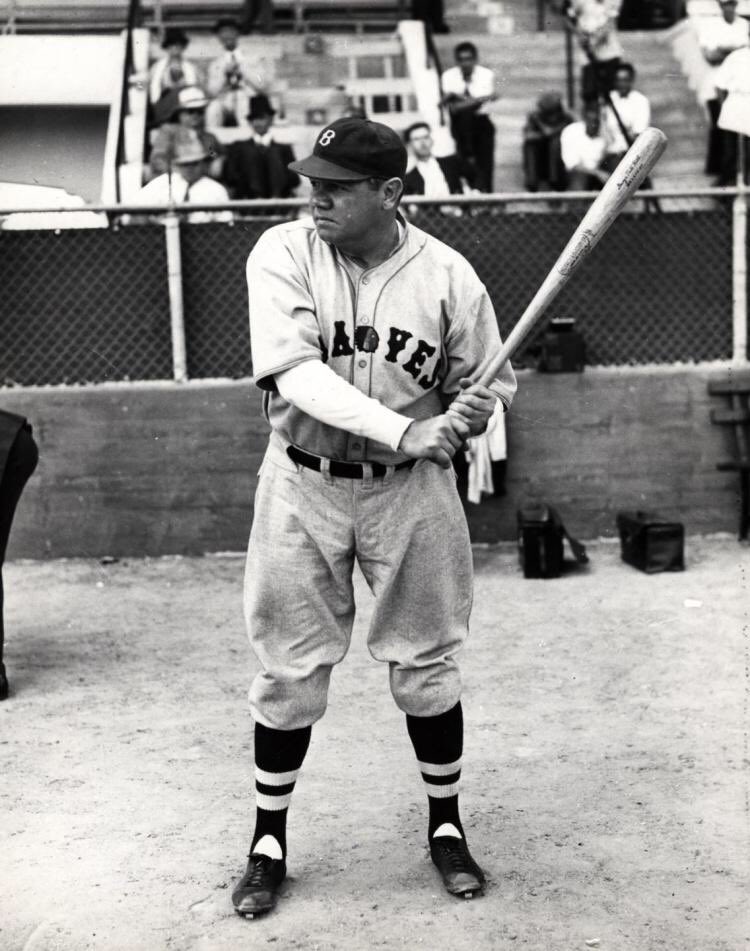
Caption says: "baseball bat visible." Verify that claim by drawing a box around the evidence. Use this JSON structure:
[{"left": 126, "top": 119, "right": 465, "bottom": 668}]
[{"left": 475, "top": 127, "right": 668, "bottom": 387}]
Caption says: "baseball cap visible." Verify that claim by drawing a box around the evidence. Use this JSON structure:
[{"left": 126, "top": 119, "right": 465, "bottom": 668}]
[{"left": 288, "top": 117, "right": 407, "bottom": 181}]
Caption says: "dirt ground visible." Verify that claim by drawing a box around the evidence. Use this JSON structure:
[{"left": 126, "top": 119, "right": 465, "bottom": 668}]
[{"left": 1, "top": 537, "right": 749, "bottom": 951}]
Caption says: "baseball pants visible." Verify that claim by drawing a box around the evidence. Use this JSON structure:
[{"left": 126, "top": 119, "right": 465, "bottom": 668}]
[{"left": 244, "top": 432, "right": 474, "bottom": 730}]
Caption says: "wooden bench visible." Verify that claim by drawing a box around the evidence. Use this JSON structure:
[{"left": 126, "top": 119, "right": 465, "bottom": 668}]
[{"left": 709, "top": 372, "right": 750, "bottom": 540}]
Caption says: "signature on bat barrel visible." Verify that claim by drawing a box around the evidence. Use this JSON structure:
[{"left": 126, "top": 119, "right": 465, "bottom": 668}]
[
  {"left": 558, "top": 229, "right": 594, "bottom": 277},
  {"left": 616, "top": 155, "right": 646, "bottom": 192}
]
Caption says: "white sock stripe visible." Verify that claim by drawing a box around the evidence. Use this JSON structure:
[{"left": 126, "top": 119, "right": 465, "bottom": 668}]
[
  {"left": 255, "top": 766, "right": 300, "bottom": 786},
  {"left": 417, "top": 758, "right": 462, "bottom": 777},
  {"left": 423, "top": 780, "right": 461, "bottom": 799},
  {"left": 256, "top": 791, "right": 294, "bottom": 811}
]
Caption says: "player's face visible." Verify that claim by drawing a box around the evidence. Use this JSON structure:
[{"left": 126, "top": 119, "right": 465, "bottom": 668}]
[{"left": 309, "top": 178, "right": 384, "bottom": 248}]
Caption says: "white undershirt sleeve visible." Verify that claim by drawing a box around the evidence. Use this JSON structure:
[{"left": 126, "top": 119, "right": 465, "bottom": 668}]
[{"left": 274, "top": 360, "right": 413, "bottom": 453}]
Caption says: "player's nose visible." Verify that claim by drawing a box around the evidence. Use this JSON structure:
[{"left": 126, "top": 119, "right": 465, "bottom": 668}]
[{"left": 310, "top": 182, "right": 333, "bottom": 207}]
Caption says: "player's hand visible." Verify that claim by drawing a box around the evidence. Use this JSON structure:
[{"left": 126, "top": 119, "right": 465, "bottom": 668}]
[
  {"left": 446, "top": 378, "right": 498, "bottom": 437},
  {"left": 398, "top": 414, "right": 470, "bottom": 469}
]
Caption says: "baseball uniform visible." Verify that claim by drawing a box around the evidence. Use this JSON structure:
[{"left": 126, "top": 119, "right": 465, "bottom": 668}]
[{"left": 244, "top": 214, "right": 516, "bottom": 728}]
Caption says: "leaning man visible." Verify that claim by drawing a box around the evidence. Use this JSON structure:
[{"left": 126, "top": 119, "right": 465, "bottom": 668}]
[{"left": 233, "top": 116, "right": 517, "bottom": 917}]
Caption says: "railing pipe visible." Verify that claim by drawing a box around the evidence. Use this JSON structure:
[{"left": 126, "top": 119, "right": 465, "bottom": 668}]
[
  {"left": 732, "top": 134, "right": 748, "bottom": 363},
  {"left": 164, "top": 212, "right": 188, "bottom": 383}
]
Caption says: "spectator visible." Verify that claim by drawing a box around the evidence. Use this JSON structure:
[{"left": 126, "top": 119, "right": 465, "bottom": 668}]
[
  {"left": 522, "top": 91, "right": 574, "bottom": 192},
  {"left": 714, "top": 41, "right": 750, "bottom": 184},
  {"left": 205, "top": 17, "right": 267, "bottom": 129},
  {"left": 149, "top": 28, "right": 201, "bottom": 108},
  {"left": 240, "top": 0, "right": 275, "bottom": 34},
  {"left": 601, "top": 62, "right": 650, "bottom": 170},
  {"left": 411, "top": 0, "right": 449, "bottom": 33},
  {"left": 441, "top": 41, "right": 499, "bottom": 192},
  {"left": 403, "top": 122, "right": 473, "bottom": 196},
  {"left": 149, "top": 87, "right": 224, "bottom": 181},
  {"left": 698, "top": 0, "right": 749, "bottom": 182},
  {"left": 560, "top": 103, "right": 609, "bottom": 189},
  {"left": 222, "top": 94, "right": 299, "bottom": 199},
  {"left": 567, "top": 0, "right": 624, "bottom": 104},
  {"left": 135, "top": 134, "right": 233, "bottom": 223},
  {"left": 0, "top": 411, "right": 39, "bottom": 702}
]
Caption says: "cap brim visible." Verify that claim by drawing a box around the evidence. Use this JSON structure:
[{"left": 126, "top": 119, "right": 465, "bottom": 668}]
[{"left": 288, "top": 154, "right": 370, "bottom": 181}]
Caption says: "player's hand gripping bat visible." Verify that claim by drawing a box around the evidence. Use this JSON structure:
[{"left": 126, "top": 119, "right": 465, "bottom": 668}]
[{"left": 472, "top": 127, "right": 668, "bottom": 389}]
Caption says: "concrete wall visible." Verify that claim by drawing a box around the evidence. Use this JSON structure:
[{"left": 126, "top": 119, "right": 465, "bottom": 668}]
[{"left": 1, "top": 366, "right": 741, "bottom": 560}]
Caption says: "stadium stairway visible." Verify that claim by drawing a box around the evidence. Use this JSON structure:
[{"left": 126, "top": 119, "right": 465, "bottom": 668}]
[{"left": 435, "top": 23, "right": 710, "bottom": 191}]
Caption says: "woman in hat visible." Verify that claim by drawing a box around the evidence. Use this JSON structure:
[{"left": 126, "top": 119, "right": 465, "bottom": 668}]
[
  {"left": 149, "top": 27, "right": 202, "bottom": 107},
  {"left": 149, "top": 86, "right": 225, "bottom": 181}
]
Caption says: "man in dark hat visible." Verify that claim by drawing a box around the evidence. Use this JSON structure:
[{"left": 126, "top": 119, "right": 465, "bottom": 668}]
[
  {"left": 148, "top": 28, "right": 200, "bottom": 108},
  {"left": 230, "top": 116, "right": 516, "bottom": 919},
  {"left": 221, "top": 94, "right": 299, "bottom": 200},
  {"left": 206, "top": 16, "right": 267, "bottom": 128},
  {"left": 0, "top": 411, "right": 38, "bottom": 701}
]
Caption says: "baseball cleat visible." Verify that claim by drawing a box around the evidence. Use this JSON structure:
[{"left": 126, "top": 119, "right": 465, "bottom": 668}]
[
  {"left": 430, "top": 836, "right": 486, "bottom": 898},
  {"left": 232, "top": 853, "right": 286, "bottom": 918}
]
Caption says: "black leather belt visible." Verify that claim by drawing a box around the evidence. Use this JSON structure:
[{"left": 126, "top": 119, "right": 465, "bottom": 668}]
[{"left": 287, "top": 446, "right": 416, "bottom": 480}]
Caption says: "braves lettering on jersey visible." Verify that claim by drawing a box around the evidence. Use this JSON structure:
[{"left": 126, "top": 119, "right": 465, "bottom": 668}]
[{"left": 247, "top": 216, "right": 516, "bottom": 464}]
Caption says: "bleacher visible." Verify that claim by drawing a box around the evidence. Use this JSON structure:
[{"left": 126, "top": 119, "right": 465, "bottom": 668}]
[{"left": 1, "top": 0, "right": 408, "bottom": 34}]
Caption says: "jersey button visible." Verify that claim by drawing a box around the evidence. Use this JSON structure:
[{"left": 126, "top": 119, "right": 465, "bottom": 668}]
[
  {"left": 358, "top": 359, "right": 367, "bottom": 368},
  {"left": 360, "top": 316, "right": 369, "bottom": 324},
  {"left": 362, "top": 277, "right": 369, "bottom": 285}
]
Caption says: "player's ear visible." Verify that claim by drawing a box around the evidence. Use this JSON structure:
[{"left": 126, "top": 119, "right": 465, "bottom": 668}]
[{"left": 382, "top": 177, "right": 404, "bottom": 209}]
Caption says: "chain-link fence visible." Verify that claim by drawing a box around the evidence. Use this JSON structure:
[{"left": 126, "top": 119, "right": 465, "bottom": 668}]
[{"left": 0, "top": 191, "right": 744, "bottom": 388}]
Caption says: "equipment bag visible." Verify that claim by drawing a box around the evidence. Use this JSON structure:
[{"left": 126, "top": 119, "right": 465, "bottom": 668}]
[
  {"left": 616, "top": 511, "right": 685, "bottom": 573},
  {"left": 517, "top": 503, "right": 588, "bottom": 579}
]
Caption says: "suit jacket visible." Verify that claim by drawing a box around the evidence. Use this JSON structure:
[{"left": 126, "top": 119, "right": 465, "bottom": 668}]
[
  {"left": 222, "top": 138, "right": 299, "bottom": 200},
  {"left": 403, "top": 154, "right": 472, "bottom": 196}
]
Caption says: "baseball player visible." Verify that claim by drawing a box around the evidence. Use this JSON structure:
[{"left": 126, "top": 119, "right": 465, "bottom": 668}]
[{"left": 233, "top": 116, "right": 517, "bottom": 917}]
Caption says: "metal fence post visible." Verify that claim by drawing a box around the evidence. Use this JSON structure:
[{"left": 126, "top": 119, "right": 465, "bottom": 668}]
[
  {"left": 164, "top": 211, "right": 188, "bottom": 382},
  {"left": 732, "top": 136, "right": 748, "bottom": 364}
]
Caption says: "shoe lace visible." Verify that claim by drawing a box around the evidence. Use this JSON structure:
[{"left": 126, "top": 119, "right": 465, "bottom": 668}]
[
  {"left": 438, "top": 839, "right": 471, "bottom": 871},
  {"left": 245, "top": 853, "right": 274, "bottom": 886}
]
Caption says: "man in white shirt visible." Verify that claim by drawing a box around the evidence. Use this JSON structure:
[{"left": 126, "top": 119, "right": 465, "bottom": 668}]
[
  {"left": 601, "top": 62, "right": 651, "bottom": 169},
  {"left": 567, "top": 0, "right": 624, "bottom": 103},
  {"left": 714, "top": 43, "right": 750, "bottom": 182},
  {"left": 698, "top": 0, "right": 750, "bottom": 182},
  {"left": 135, "top": 134, "right": 233, "bottom": 223},
  {"left": 561, "top": 103, "right": 609, "bottom": 189},
  {"left": 441, "top": 42, "right": 498, "bottom": 192},
  {"left": 205, "top": 17, "right": 266, "bottom": 129}
]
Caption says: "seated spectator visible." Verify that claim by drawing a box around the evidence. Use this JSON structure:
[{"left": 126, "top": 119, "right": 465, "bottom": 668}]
[
  {"left": 149, "top": 87, "right": 224, "bottom": 181},
  {"left": 149, "top": 28, "right": 201, "bottom": 109},
  {"left": 698, "top": 0, "right": 749, "bottom": 182},
  {"left": 522, "top": 92, "right": 574, "bottom": 192},
  {"left": 135, "top": 134, "right": 233, "bottom": 223},
  {"left": 714, "top": 41, "right": 750, "bottom": 184},
  {"left": 205, "top": 17, "right": 267, "bottom": 129},
  {"left": 221, "top": 95, "right": 299, "bottom": 199},
  {"left": 567, "top": 0, "right": 624, "bottom": 104},
  {"left": 403, "top": 122, "right": 473, "bottom": 196},
  {"left": 601, "top": 62, "right": 650, "bottom": 171},
  {"left": 560, "top": 103, "right": 609, "bottom": 189}
]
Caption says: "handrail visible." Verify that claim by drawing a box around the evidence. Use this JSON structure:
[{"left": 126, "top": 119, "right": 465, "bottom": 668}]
[
  {"left": 113, "top": 0, "right": 140, "bottom": 203},
  {"left": 0, "top": 187, "right": 743, "bottom": 217}
]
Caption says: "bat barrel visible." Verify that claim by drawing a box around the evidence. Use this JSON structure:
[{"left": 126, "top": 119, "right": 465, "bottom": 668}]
[{"left": 476, "top": 128, "right": 667, "bottom": 387}]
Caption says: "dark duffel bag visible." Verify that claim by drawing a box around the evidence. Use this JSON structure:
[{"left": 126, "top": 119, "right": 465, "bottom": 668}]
[
  {"left": 517, "top": 503, "right": 588, "bottom": 579},
  {"left": 616, "top": 511, "right": 685, "bottom": 573}
]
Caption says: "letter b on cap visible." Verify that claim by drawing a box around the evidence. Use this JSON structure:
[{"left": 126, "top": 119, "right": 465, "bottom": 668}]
[{"left": 319, "top": 129, "right": 336, "bottom": 147}]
